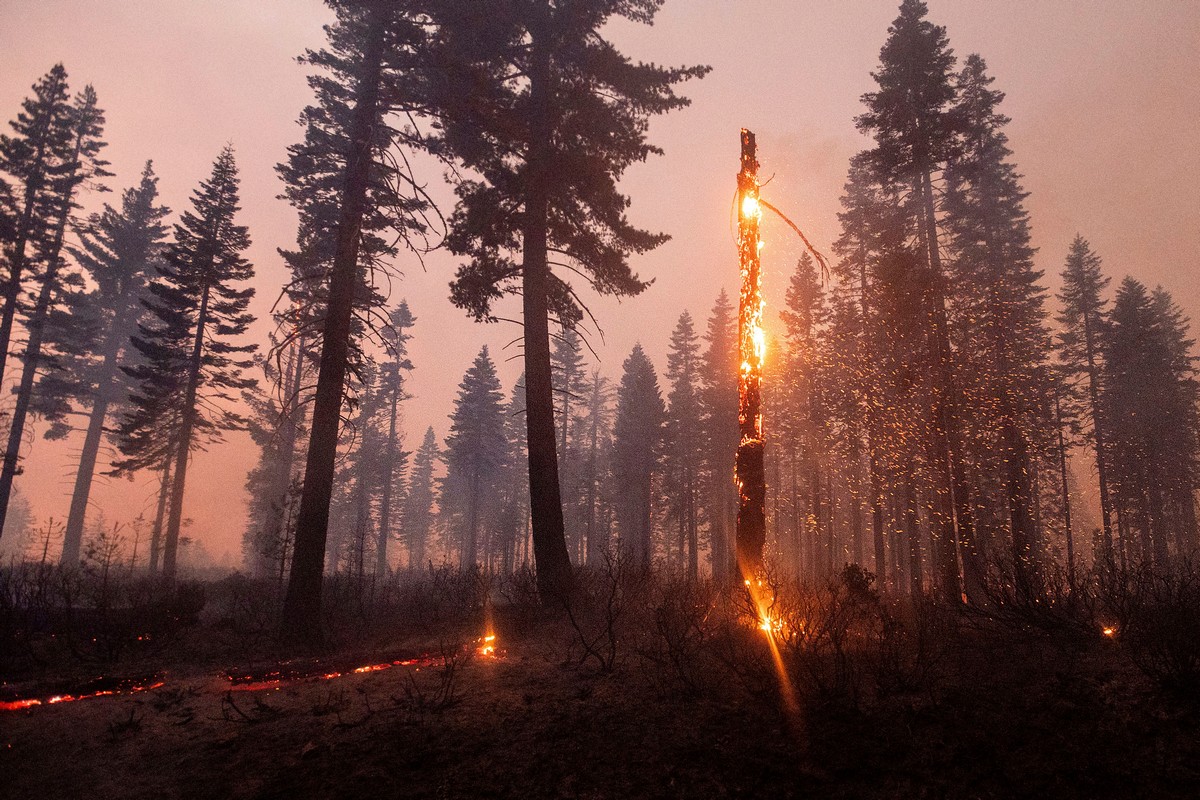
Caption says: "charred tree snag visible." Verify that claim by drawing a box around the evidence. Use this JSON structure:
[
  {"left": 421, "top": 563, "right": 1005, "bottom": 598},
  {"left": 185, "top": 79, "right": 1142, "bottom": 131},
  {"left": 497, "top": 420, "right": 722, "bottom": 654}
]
[{"left": 736, "top": 129, "right": 766, "bottom": 576}]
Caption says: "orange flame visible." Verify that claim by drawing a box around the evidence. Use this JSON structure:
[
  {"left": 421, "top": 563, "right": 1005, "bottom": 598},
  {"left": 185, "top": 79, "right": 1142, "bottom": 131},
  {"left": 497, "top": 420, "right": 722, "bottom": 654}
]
[{"left": 479, "top": 634, "right": 497, "bottom": 658}]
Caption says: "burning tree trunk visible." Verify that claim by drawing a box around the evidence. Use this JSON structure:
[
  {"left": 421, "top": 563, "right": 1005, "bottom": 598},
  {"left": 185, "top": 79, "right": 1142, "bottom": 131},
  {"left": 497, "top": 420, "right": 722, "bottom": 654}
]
[{"left": 735, "top": 129, "right": 766, "bottom": 576}]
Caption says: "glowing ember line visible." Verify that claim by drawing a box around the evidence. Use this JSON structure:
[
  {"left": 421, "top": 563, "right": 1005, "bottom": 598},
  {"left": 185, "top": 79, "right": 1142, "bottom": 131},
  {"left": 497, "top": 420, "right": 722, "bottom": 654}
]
[
  {"left": 227, "top": 656, "right": 439, "bottom": 691},
  {"left": 227, "top": 636, "right": 501, "bottom": 693},
  {"left": 0, "top": 680, "right": 165, "bottom": 712},
  {"left": 3, "top": 637, "right": 504, "bottom": 712}
]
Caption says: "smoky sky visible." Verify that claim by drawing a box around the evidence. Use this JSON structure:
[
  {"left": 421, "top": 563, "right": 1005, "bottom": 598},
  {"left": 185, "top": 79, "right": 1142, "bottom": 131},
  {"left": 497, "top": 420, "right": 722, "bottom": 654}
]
[{"left": 1, "top": 0, "right": 1197, "bottom": 564}]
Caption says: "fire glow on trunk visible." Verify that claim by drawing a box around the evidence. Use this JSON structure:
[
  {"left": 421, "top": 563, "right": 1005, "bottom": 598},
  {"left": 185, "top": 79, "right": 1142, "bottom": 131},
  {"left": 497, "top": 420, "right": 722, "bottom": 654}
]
[{"left": 736, "top": 128, "right": 767, "bottom": 576}]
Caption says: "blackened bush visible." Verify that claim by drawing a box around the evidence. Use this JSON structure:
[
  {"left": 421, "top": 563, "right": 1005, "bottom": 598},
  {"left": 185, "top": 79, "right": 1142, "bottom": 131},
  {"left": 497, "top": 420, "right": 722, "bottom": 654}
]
[
  {"left": 1117, "top": 565, "right": 1200, "bottom": 698},
  {"left": 638, "top": 576, "right": 719, "bottom": 696},
  {"left": 562, "top": 551, "right": 653, "bottom": 672},
  {"left": 778, "top": 565, "right": 883, "bottom": 708}
]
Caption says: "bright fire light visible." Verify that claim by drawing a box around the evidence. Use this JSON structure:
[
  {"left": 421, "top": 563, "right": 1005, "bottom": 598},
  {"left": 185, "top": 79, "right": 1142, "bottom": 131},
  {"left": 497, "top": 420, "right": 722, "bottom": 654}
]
[
  {"left": 480, "top": 634, "right": 497, "bottom": 657},
  {"left": 741, "top": 194, "right": 760, "bottom": 218}
]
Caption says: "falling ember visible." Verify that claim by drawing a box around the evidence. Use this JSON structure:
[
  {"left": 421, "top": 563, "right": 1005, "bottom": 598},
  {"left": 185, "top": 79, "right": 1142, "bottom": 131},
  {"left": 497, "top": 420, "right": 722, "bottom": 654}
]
[{"left": 736, "top": 128, "right": 767, "bottom": 576}]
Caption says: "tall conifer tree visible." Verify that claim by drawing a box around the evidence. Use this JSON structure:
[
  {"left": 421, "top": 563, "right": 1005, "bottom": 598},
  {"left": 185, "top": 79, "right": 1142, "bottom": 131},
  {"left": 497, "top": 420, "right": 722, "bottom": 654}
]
[
  {"left": 0, "top": 65, "right": 76, "bottom": 395},
  {"left": 699, "top": 290, "right": 739, "bottom": 578},
  {"left": 42, "top": 162, "right": 169, "bottom": 564},
  {"left": 402, "top": 426, "right": 439, "bottom": 570},
  {"left": 944, "top": 54, "right": 1052, "bottom": 592},
  {"left": 855, "top": 0, "right": 971, "bottom": 602},
  {"left": 663, "top": 311, "right": 703, "bottom": 579},
  {"left": 1056, "top": 235, "right": 1115, "bottom": 557},
  {"left": 118, "top": 146, "right": 256, "bottom": 581},
  {"left": 282, "top": 0, "right": 436, "bottom": 642},
  {"left": 441, "top": 347, "right": 508, "bottom": 567},
  {"left": 0, "top": 84, "right": 110, "bottom": 537},
  {"left": 612, "top": 344, "right": 664, "bottom": 569},
  {"left": 438, "top": 0, "right": 706, "bottom": 599}
]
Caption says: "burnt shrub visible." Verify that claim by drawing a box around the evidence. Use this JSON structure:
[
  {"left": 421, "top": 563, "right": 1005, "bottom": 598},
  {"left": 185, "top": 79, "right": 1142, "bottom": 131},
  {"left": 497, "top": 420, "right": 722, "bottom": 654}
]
[{"left": 1114, "top": 563, "right": 1200, "bottom": 699}]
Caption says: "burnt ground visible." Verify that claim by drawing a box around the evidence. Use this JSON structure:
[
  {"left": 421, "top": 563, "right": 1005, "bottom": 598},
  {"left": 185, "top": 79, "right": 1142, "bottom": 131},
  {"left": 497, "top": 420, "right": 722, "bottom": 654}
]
[{"left": 4, "top": 604, "right": 1200, "bottom": 800}]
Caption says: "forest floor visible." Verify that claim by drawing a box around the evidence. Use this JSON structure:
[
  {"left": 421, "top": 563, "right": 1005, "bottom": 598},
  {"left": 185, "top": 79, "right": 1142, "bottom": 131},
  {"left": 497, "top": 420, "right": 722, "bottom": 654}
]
[{"left": 4, "top": 596, "right": 1200, "bottom": 800}]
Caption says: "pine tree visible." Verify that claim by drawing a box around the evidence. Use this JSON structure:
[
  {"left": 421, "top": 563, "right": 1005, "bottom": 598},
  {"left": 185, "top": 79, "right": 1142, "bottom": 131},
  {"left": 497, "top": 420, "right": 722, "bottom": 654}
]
[
  {"left": 612, "top": 344, "right": 665, "bottom": 568},
  {"left": 274, "top": 3, "right": 427, "bottom": 378},
  {"left": 699, "top": 290, "right": 739, "bottom": 578},
  {"left": 663, "top": 311, "right": 703, "bottom": 579},
  {"left": 243, "top": 339, "right": 308, "bottom": 580},
  {"left": 0, "top": 84, "right": 110, "bottom": 539},
  {"left": 401, "top": 426, "right": 438, "bottom": 570},
  {"left": 375, "top": 301, "right": 414, "bottom": 577},
  {"left": 496, "top": 375, "right": 532, "bottom": 571},
  {"left": 1104, "top": 280, "right": 1200, "bottom": 566},
  {"left": 855, "top": 0, "right": 968, "bottom": 602},
  {"left": 552, "top": 327, "right": 587, "bottom": 562},
  {"left": 1056, "top": 235, "right": 1115, "bottom": 557},
  {"left": 118, "top": 146, "right": 256, "bottom": 581},
  {"left": 441, "top": 347, "right": 508, "bottom": 568},
  {"left": 438, "top": 0, "right": 707, "bottom": 599},
  {"left": 832, "top": 150, "right": 922, "bottom": 591},
  {"left": 0, "top": 65, "right": 76, "bottom": 394},
  {"left": 779, "top": 253, "right": 832, "bottom": 578},
  {"left": 579, "top": 369, "right": 615, "bottom": 566},
  {"left": 282, "top": 0, "right": 437, "bottom": 642},
  {"left": 943, "top": 54, "right": 1053, "bottom": 592},
  {"left": 1149, "top": 288, "right": 1200, "bottom": 559},
  {"left": 40, "top": 162, "right": 169, "bottom": 564}
]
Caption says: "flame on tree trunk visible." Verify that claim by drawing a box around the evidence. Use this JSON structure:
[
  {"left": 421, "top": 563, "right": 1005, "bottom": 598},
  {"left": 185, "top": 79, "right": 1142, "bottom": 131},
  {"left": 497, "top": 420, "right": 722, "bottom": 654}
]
[{"left": 736, "top": 129, "right": 766, "bottom": 576}]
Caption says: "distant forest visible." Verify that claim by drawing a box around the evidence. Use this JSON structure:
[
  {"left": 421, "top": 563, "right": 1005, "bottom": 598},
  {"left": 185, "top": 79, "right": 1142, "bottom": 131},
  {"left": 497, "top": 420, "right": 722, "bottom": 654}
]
[{"left": 0, "top": 0, "right": 1195, "bottom": 618}]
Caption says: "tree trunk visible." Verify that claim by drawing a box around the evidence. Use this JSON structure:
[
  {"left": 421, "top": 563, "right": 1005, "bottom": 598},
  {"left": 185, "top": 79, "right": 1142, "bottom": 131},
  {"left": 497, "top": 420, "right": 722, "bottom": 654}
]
[
  {"left": 870, "top": 451, "right": 887, "bottom": 591},
  {"left": 281, "top": 8, "right": 387, "bottom": 645},
  {"left": 148, "top": 459, "right": 172, "bottom": 576},
  {"left": 0, "top": 125, "right": 53, "bottom": 395},
  {"left": 0, "top": 171, "right": 77, "bottom": 537},
  {"left": 466, "top": 466, "right": 480, "bottom": 567},
  {"left": 735, "top": 129, "right": 766, "bottom": 576},
  {"left": 1082, "top": 304, "right": 1116, "bottom": 554},
  {"left": 62, "top": 323, "right": 128, "bottom": 564},
  {"left": 1054, "top": 384, "right": 1076, "bottom": 585},
  {"left": 161, "top": 282, "right": 211, "bottom": 581},
  {"left": 261, "top": 341, "right": 305, "bottom": 575},
  {"left": 1006, "top": 422, "right": 1037, "bottom": 594},
  {"left": 850, "top": 454, "right": 864, "bottom": 567},
  {"left": 918, "top": 170, "right": 971, "bottom": 604},
  {"left": 583, "top": 381, "right": 602, "bottom": 565},
  {"left": 905, "top": 479, "right": 922, "bottom": 595},
  {"left": 687, "top": 463, "right": 698, "bottom": 580},
  {"left": 376, "top": 375, "right": 399, "bottom": 579},
  {"left": 521, "top": 7, "right": 572, "bottom": 600}
]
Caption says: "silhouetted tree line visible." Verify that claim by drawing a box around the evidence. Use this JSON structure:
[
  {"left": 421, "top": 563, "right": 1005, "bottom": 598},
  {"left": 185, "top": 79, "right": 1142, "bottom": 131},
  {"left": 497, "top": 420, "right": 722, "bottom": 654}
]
[{"left": 0, "top": 0, "right": 1195, "bottom": 652}]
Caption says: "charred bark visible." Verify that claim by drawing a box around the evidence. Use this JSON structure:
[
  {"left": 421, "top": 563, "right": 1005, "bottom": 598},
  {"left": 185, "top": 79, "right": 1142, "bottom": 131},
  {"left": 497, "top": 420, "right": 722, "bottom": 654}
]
[{"left": 735, "top": 129, "right": 766, "bottom": 576}]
